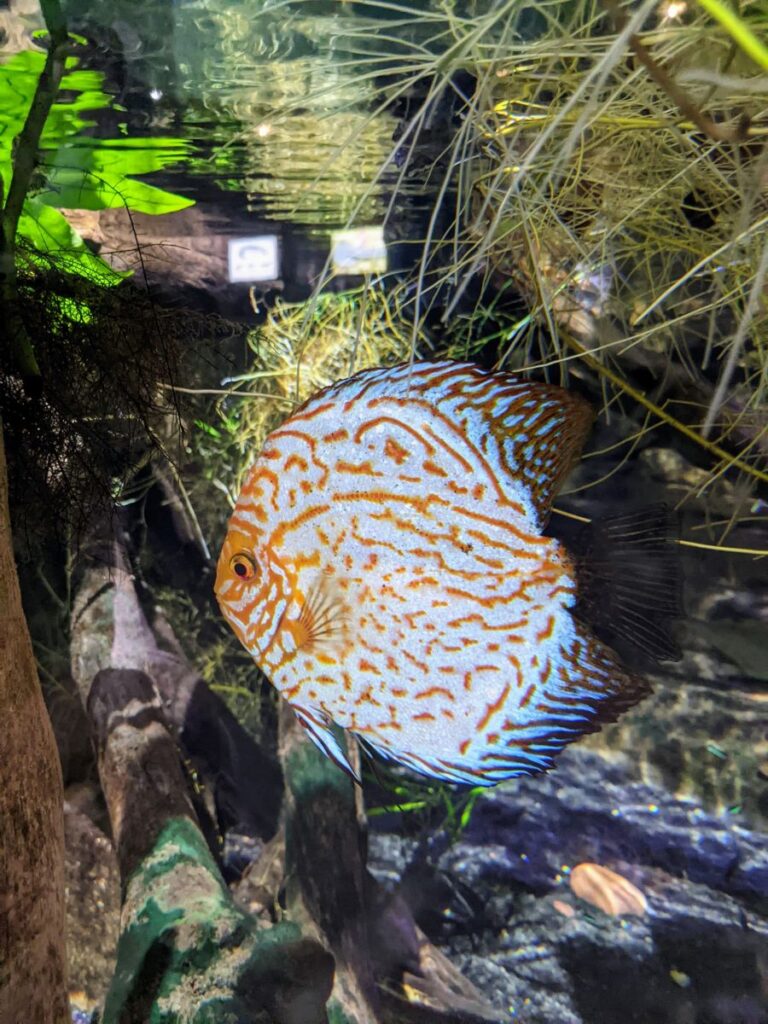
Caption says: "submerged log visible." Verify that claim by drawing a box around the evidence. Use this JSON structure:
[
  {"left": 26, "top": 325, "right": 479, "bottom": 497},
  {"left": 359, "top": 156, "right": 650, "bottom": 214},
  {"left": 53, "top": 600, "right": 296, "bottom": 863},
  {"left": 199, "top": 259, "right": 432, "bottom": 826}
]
[
  {"left": 279, "top": 707, "right": 498, "bottom": 1024},
  {"left": 70, "top": 531, "right": 282, "bottom": 842},
  {"left": 0, "top": 425, "right": 69, "bottom": 1024},
  {"left": 281, "top": 705, "right": 380, "bottom": 1024},
  {"left": 151, "top": 609, "right": 283, "bottom": 841},
  {"left": 69, "top": 516, "right": 496, "bottom": 1022},
  {"left": 88, "top": 667, "right": 332, "bottom": 1023}
]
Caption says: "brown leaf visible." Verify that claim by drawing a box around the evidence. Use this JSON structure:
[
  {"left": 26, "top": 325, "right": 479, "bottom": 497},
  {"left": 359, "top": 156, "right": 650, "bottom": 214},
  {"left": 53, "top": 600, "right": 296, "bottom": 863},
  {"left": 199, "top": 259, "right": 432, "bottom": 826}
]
[{"left": 569, "top": 863, "right": 648, "bottom": 916}]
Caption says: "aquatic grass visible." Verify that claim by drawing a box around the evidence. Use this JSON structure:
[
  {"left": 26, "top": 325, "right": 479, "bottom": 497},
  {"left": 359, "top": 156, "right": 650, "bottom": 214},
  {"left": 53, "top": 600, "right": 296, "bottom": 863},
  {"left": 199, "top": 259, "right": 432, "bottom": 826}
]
[
  {"left": 366, "top": 767, "right": 485, "bottom": 840},
  {"left": 188, "top": 0, "right": 768, "bottom": 511},
  {"left": 181, "top": 286, "right": 422, "bottom": 530},
  {"left": 694, "top": 0, "right": 768, "bottom": 72},
  {"left": 229, "top": 0, "right": 768, "bottom": 540}
]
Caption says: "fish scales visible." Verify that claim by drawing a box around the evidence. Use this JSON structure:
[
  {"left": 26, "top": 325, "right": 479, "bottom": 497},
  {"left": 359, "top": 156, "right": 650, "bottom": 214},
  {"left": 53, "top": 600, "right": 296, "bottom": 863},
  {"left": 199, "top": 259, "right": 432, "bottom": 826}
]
[{"left": 216, "top": 360, "right": 650, "bottom": 786}]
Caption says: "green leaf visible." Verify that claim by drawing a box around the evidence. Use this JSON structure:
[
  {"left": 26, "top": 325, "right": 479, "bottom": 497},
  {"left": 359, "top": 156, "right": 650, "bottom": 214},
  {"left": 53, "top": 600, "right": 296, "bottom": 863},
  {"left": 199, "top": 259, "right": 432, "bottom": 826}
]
[
  {"left": 66, "top": 142, "right": 191, "bottom": 175},
  {"left": 2, "top": 48, "right": 195, "bottom": 272},
  {"left": 52, "top": 295, "right": 93, "bottom": 323},
  {"left": 195, "top": 420, "right": 222, "bottom": 439},
  {"left": 40, "top": 167, "right": 194, "bottom": 213},
  {"left": 18, "top": 198, "right": 127, "bottom": 285}
]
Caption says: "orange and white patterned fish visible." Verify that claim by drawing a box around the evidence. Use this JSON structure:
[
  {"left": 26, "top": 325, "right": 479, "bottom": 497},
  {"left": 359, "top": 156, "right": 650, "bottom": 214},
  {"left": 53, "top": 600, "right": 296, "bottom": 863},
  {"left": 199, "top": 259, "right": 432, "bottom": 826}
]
[{"left": 215, "top": 360, "right": 651, "bottom": 786}]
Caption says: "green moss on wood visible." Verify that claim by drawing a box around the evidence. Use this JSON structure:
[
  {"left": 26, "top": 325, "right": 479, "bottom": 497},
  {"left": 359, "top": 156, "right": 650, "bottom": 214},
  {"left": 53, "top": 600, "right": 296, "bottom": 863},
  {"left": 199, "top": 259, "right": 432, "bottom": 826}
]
[{"left": 102, "top": 817, "right": 328, "bottom": 1024}]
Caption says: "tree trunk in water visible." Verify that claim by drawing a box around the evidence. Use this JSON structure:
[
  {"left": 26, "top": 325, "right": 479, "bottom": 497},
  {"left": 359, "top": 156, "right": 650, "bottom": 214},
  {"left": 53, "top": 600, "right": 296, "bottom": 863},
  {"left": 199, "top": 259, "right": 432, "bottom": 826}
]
[
  {"left": 279, "top": 708, "right": 499, "bottom": 1024},
  {"left": 281, "top": 705, "right": 380, "bottom": 1024},
  {"left": 0, "top": 424, "right": 69, "bottom": 1024}
]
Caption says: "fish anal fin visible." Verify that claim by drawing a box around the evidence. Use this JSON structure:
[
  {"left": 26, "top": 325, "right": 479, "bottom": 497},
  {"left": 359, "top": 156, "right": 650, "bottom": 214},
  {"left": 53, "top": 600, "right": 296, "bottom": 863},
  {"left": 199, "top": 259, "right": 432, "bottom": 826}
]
[
  {"left": 476, "top": 628, "right": 651, "bottom": 783},
  {"left": 554, "top": 627, "right": 652, "bottom": 734},
  {"left": 293, "top": 705, "right": 360, "bottom": 783},
  {"left": 353, "top": 625, "right": 649, "bottom": 788},
  {"left": 359, "top": 733, "right": 493, "bottom": 787},
  {"left": 575, "top": 632, "right": 652, "bottom": 723}
]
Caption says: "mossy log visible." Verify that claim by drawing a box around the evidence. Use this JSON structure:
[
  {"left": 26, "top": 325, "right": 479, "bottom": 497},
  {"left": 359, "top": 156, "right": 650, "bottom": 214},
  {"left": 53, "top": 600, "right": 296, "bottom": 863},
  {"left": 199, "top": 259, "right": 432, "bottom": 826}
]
[
  {"left": 70, "top": 531, "right": 282, "bottom": 841},
  {"left": 281, "top": 706, "right": 380, "bottom": 1024},
  {"left": 70, "top": 521, "right": 496, "bottom": 1023},
  {"left": 0, "top": 426, "right": 69, "bottom": 1022},
  {"left": 151, "top": 609, "right": 283, "bottom": 841},
  {"left": 88, "top": 667, "right": 332, "bottom": 1023}
]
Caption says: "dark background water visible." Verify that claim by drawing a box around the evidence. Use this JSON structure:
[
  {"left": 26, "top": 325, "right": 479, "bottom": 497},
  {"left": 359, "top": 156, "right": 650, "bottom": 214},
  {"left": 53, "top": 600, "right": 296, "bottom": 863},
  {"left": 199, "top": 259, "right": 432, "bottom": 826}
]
[{"left": 57, "top": 0, "right": 479, "bottom": 308}]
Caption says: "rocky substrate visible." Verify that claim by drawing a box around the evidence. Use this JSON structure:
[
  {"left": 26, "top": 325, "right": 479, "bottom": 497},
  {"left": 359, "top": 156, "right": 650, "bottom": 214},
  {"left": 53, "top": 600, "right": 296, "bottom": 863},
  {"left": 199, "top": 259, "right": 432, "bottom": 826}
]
[{"left": 368, "top": 748, "right": 768, "bottom": 1024}]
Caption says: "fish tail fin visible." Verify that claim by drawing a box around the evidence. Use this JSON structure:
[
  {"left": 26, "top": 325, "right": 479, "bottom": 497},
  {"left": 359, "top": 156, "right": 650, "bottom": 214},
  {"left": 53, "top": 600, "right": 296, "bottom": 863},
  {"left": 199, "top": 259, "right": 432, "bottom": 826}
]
[{"left": 551, "top": 503, "right": 682, "bottom": 665}]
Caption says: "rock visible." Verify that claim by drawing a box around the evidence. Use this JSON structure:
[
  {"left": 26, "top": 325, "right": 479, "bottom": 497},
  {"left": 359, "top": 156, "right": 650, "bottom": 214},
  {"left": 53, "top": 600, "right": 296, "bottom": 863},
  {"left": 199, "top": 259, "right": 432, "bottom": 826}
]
[
  {"left": 368, "top": 746, "right": 768, "bottom": 1024},
  {"left": 436, "top": 750, "right": 767, "bottom": 904}
]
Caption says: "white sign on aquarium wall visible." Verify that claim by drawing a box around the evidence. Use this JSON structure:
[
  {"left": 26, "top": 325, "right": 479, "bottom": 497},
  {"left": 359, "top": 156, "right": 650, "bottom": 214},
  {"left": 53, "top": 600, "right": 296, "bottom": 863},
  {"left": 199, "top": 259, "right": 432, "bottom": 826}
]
[
  {"left": 228, "top": 235, "right": 280, "bottom": 282},
  {"left": 331, "top": 226, "right": 387, "bottom": 275}
]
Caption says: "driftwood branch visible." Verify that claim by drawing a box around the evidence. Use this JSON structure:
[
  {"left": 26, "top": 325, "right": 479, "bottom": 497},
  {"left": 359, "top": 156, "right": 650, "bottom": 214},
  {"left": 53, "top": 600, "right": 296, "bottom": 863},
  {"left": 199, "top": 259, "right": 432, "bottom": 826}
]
[
  {"left": 279, "top": 708, "right": 498, "bottom": 1024},
  {"left": 88, "top": 667, "right": 332, "bottom": 1023},
  {"left": 70, "top": 528, "right": 283, "bottom": 842},
  {"left": 69, "top": 511, "right": 497, "bottom": 1021},
  {"left": 281, "top": 705, "right": 380, "bottom": 1023}
]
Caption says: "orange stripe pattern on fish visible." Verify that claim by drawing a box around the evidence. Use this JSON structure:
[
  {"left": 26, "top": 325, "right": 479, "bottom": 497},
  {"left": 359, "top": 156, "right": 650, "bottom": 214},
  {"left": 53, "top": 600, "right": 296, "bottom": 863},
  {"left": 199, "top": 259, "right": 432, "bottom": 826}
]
[{"left": 215, "top": 360, "right": 650, "bottom": 786}]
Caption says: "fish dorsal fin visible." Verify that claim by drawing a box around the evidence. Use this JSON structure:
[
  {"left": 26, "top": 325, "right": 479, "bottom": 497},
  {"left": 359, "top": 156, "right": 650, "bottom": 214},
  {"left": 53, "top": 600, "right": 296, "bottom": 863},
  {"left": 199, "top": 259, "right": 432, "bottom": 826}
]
[
  {"left": 473, "top": 373, "right": 593, "bottom": 526},
  {"left": 293, "top": 705, "right": 360, "bottom": 783},
  {"left": 298, "top": 360, "right": 593, "bottom": 527}
]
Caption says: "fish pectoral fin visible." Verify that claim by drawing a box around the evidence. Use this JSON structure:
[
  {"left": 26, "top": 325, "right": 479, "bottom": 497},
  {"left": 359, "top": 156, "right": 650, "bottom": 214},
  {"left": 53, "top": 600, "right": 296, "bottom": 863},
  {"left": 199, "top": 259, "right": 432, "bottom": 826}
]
[
  {"left": 295, "top": 575, "right": 349, "bottom": 652},
  {"left": 293, "top": 705, "right": 360, "bottom": 783}
]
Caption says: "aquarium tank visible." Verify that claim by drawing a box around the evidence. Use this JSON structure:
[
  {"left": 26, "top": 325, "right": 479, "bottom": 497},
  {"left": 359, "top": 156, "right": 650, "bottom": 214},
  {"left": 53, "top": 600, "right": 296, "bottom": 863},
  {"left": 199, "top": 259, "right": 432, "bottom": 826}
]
[{"left": 0, "top": 1, "right": 766, "bottom": 1022}]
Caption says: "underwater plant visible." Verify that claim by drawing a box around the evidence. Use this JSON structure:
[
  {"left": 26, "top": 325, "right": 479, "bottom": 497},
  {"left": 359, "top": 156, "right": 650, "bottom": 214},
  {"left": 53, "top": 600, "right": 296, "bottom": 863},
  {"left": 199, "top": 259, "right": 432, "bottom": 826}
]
[{"left": 245, "top": 0, "right": 768, "bottom": 541}]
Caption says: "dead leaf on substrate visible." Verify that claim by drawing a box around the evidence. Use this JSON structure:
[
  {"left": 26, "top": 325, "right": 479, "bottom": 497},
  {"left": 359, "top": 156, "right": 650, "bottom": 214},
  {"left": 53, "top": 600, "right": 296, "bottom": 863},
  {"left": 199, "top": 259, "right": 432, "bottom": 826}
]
[{"left": 569, "top": 863, "right": 648, "bottom": 917}]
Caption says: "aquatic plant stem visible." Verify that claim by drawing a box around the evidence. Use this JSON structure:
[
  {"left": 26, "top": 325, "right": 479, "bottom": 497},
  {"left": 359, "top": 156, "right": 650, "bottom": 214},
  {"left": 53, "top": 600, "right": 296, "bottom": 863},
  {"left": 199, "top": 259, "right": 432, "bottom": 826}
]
[
  {"left": 552, "top": 508, "right": 766, "bottom": 557},
  {"left": 0, "top": 0, "right": 69, "bottom": 383},
  {"left": 695, "top": 0, "right": 768, "bottom": 72},
  {"left": 701, "top": 238, "right": 768, "bottom": 438},
  {"left": 605, "top": 0, "right": 746, "bottom": 142},
  {"left": 623, "top": 25, "right": 744, "bottom": 142},
  {"left": 677, "top": 538, "right": 766, "bottom": 557},
  {"left": 441, "top": 0, "right": 660, "bottom": 324}
]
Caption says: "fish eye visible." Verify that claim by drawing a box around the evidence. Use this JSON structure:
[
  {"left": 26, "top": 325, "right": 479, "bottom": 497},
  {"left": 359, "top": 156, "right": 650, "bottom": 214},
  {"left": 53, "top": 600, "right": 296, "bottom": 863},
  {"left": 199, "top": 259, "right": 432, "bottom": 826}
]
[{"left": 230, "top": 553, "right": 258, "bottom": 581}]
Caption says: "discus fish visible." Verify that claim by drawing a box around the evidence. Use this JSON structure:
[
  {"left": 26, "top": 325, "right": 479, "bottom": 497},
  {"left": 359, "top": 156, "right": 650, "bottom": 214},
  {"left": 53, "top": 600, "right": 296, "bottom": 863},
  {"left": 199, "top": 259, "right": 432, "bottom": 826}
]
[{"left": 215, "top": 360, "right": 662, "bottom": 786}]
